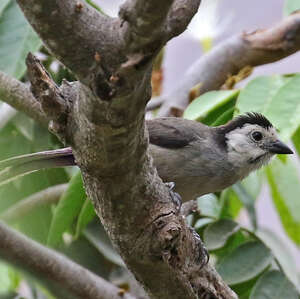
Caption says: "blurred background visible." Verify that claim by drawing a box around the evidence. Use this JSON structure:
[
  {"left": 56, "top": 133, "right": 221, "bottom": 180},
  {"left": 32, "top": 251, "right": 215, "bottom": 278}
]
[{"left": 0, "top": 0, "right": 299, "bottom": 298}]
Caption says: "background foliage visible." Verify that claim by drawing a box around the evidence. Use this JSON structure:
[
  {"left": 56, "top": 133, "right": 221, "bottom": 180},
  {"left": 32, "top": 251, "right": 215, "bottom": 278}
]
[{"left": 0, "top": 0, "right": 299, "bottom": 298}]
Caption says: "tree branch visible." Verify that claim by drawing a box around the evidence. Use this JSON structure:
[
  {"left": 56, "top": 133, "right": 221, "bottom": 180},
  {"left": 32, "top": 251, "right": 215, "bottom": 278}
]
[
  {"left": 0, "top": 184, "right": 68, "bottom": 223},
  {"left": 166, "top": 0, "right": 202, "bottom": 38},
  {"left": 16, "top": 0, "right": 118, "bottom": 84},
  {"left": 15, "top": 0, "right": 238, "bottom": 298},
  {"left": 0, "top": 71, "right": 47, "bottom": 126},
  {"left": 0, "top": 221, "right": 135, "bottom": 299},
  {"left": 157, "top": 11, "right": 300, "bottom": 116}
]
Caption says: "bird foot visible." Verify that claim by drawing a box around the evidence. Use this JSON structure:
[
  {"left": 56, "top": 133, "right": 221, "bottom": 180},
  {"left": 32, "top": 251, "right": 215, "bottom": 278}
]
[
  {"left": 191, "top": 228, "right": 210, "bottom": 268},
  {"left": 165, "top": 182, "right": 182, "bottom": 211}
]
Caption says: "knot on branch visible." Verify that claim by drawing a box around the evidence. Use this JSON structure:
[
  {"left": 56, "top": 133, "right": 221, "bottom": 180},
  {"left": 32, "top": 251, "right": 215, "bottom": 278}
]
[
  {"left": 26, "top": 53, "right": 70, "bottom": 142},
  {"left": 151, "top": 213, "right": 208, "bottom": 272}
]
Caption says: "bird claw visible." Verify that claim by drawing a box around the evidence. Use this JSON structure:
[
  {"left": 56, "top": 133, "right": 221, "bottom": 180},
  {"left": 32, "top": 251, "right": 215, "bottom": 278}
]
[{"left": 165, "top": 182, "right": 182, "bottom": 211}]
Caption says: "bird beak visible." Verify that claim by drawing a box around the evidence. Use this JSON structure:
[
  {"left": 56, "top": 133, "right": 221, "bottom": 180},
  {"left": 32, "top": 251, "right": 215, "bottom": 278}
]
[{"left": 268, "top": 140, "right": 293, "bottom": 154}]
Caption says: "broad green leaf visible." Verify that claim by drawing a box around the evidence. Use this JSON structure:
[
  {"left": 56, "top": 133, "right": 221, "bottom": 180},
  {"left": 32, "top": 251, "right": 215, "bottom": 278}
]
[
  {"left": 194, "top": 217, "right": 215, "bottom": 231},
  {"left": 84, "top": 223, "right": 124, "bottom": 267},
  {"left": 214, "top": 231, "right": 248, "bottom": 262},
  {"left": 216, "top": 241, "right": 273, "bottom": 285},
  {"left": 203, "top": 219, "right": 240, "bottom": 250},
  {"left": 47, "top": 171, "right": 86, "bottom": 247},
  {"left": 75, "top": 198, "right": 96, "bottom": 238},
  {"left": 210, "top": 106, "right": 235, "bottom": 126},
  {"left": 197, "top": 194, "right": 221, "bottom": 219},
  {"left": 250, "top": 270, "right": 299, "bottom": 299},
  {"left": 236, "top": 75, "right": 289, "bottom": 116},
  {"left": 257, "top": 228, "right": 300, "bottom": 288},
  {"left": 0, "top": 0, "right": 42, "bottom": 78},
  {"left": 0, "top": 0, "right": 10, "bottom": 16},
  {"left": 0, "top": 120, "right": 68, "bottom": 243},
  {"left": 283, "top": 0, "right": 300, "bottom": 16},
  {"left": 236, "top": 75, "right": 300, "bottom": 141},
  {"left": 184, "top": 90, "right": 239, "bottom": 122},
  {"left": 265, "top": 75, "right": 300, "bottom": 141},
  {"left": 266, "top": 157, "right": 300, "bottom": 245}
]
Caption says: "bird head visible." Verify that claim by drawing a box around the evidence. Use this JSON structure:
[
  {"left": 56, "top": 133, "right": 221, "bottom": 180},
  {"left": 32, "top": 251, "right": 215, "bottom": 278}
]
[{"left": 218, "top": 113, "right": 293, "bottom": 173}]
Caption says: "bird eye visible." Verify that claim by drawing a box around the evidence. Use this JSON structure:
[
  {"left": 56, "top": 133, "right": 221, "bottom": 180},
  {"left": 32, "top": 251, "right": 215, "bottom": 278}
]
[{"left": 252, "top": 131, "right": 263, "bottom": 141}]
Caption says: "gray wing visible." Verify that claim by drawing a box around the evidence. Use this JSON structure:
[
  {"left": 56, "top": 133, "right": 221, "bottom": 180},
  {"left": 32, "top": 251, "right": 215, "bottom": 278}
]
[{"left": 147, "top": 117, "right": 204, "bottom": 149}]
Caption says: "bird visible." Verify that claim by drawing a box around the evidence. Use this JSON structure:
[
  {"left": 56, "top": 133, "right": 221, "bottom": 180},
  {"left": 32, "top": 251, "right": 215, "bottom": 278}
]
[{"left": 0, "top": 113, "right": 293, "bottom": 203}]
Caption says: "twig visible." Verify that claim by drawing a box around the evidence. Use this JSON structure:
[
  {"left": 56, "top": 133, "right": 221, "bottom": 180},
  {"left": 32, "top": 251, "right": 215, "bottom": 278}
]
[
  {"left": 0, "top": 221, "right": 135, "bottom": 299},
  {"left": 0, "top": 71, "right": 47, "bottom": 125},
  {"left": 158, "top": 12, "right": 300, "bottom": 116}
]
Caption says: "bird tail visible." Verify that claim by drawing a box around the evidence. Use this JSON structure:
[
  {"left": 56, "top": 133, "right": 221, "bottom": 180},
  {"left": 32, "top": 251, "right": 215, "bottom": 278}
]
[{"left": 0, "top": 147, "right": 76, "bottom": 186}]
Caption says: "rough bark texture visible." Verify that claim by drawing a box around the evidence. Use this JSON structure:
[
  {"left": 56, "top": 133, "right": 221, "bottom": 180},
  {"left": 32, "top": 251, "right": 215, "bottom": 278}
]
[
  {"left": 156, "top": 12, "right": 300, "bottom": 116},
  {"left": 14, "top": 0, "right": 240, "bottom": 298}
]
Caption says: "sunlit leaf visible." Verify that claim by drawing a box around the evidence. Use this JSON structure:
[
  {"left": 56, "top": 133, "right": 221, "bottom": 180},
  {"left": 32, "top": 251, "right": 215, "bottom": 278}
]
[
  {"left": 266, "top": 157, "right": 300, "bottom": 245},
  {"left": 184, "top": 90, "right": 239, "bottom": 123},
  {"left": 216, "top": 241, "right": 273, "bottom": 285},
  {"left": 236, "top": 75, "right": 300, "bottom": 141},
  {"left": 250, "top": 270, "right": 299, "bottom": 299},
  {"left": 0, "top": 0, "right": 42, "bottom": 78}
]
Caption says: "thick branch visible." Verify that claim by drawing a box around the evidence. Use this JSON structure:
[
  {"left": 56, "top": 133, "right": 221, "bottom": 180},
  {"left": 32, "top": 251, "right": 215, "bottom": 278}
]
[
  {"left": 120, "top": 0, "right": 174, "bottom": 51},
  {"left": 17, "top": 0, "right": 237, "bottom": 298},
  {"left": 120, "top": 0, "right": 201, "bottom": 53},
  {"left": 0, "top": 71, "right": 47, "bottom": 125},
  {"left": 157, "top": 12, "right": 300, "bottom": 116},
  {"left": 0, "top": 221, "right": 135, "bottom": 299},
  {"left": 166, "top": 0, "right": 202, "bottom": 38},
  {"left": 17, "top": 0, "right": 118, "bottom": 83}
]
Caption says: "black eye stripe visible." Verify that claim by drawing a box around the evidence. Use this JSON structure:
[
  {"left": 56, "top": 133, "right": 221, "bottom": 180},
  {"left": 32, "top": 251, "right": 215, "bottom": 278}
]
[{"left": 252, "top": 131, "right": 263, "bottom": 141}]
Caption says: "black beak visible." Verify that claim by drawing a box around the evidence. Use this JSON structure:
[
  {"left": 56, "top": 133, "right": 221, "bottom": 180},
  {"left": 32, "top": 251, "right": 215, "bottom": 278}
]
[{"left": 268, "top": 140, "right": 293, "bottom": 154}]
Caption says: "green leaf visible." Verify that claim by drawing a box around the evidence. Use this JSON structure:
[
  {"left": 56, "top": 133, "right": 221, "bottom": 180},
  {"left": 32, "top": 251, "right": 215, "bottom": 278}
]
[
  {"left": 250, "top": 270, "right": 299, "bottom": 299},
  {"left": 0, "top": 0, "right": 42, "bottom": 78},
  {"left": 257, "top": 228, "right": 300, "bottom": 288},
  {"left": 0, "top": 0, "right": 10, "bottom": 16},
  {"left": 84, "top": 223, "right": 124, "bottom": 267},
  {"left": 283, "top": 0, "right": 300, "bottom": 16},
  {"left": 236, "top": 75, "right": 300, "bottom": 141},
  {"left": 232, "top": 183, "right": 257, "bottom": 229},
  {"left": 236, "top": 75, "right": 289, "bottom": 116},
  {"left": 0, "top": 262, "right": 20, "bottom": 294},
  {"left": 203, "top": 219, "right": 240, "bottom": 250},
  {"left": 292, "top": 126, "right": 300, "bottom": 157},
  {"left": 75, "top": 198, "right": 96, "bottom": 238},
  {"left": 47, "top": 171, "right": 86, "bottom": 247},
  {"left": 220, "top": 188, "right": 243, "bottom": 219},
  {"left": 194, "top": 217, "right": 215, "bottom": 231},
  {"left": 197, "top": 194, "right": 221, "bottom": 219},
  {"left": 266, "top": 157, "right": 300, "bottom": 245},
  {"left": 184, "top": 90, "right": 239, "bottom": 122},
  {"left": 216, "top": 241, "right": 273, "bottom": 285}
]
